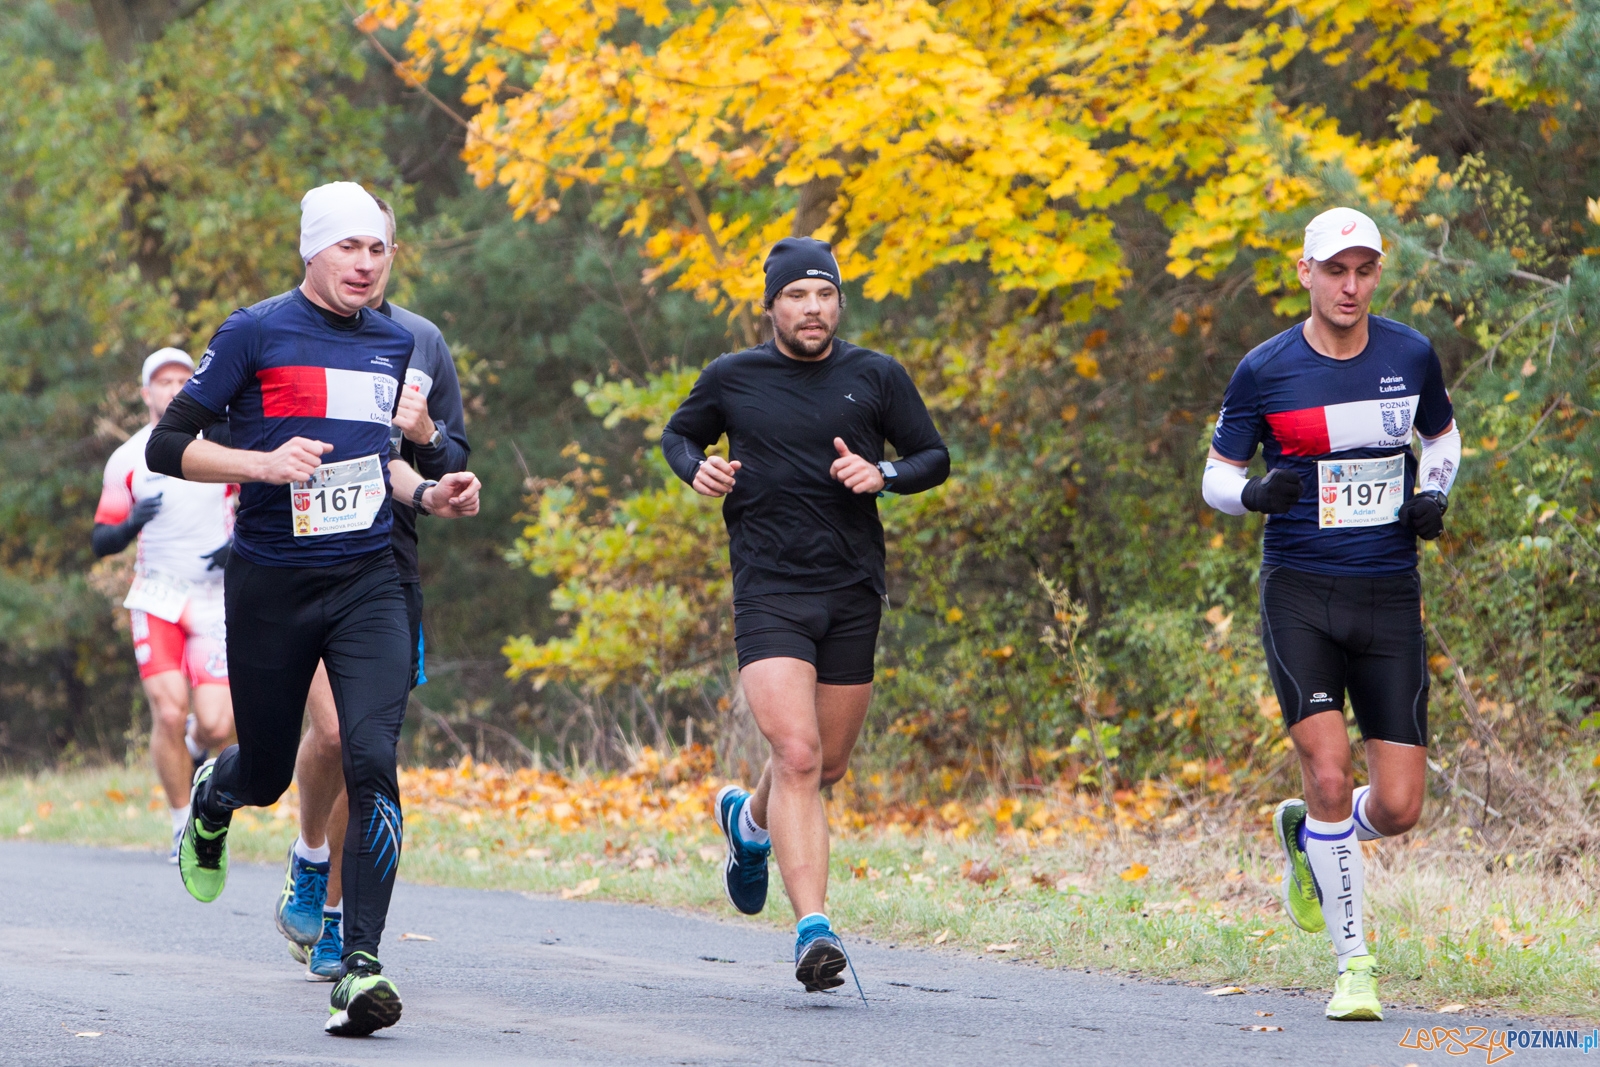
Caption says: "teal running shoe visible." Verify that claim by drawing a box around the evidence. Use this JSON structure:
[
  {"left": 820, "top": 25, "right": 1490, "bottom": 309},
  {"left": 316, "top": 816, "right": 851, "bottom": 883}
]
[
  {"left": 276, "top": 846, "right": 330, "bottom": 946},
  {"left": 326, "top": 951, "right": 402, "bottom": 1036},
  {"left": 714, "top": 785, "right": 770, "bottom": 915},
  {"left": 307, "top": 913, "right": 344, "bottom": 982},
  {"left": 178, "top": 760, "right": 229, "bottom": 903},
  {"left": 1273, "top": 798, "right": 1326, "bottom": 934},
  {"left": 794, "top": 914, "right": 847, "bottom": 992}
]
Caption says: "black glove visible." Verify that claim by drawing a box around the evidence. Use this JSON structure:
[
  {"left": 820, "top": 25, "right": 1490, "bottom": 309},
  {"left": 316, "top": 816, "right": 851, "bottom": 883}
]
[
  {"left": 1240, "top": 467, "right": 1302, "bottom": 514},
  {"left": 127, "top": 493, "right": 163, "bottom": 532},
  {"left": 1399, "top": 491, "right": 1447, "bottom": 540},
  {"left": 203, "top": 541, "right": 232, "bottom": 572}
]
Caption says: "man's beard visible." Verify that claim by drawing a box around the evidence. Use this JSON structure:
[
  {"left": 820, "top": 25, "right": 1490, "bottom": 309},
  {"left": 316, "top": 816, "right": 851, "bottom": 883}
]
[{"left": 775, "top": 317, "right": 836, "bottom": 358}]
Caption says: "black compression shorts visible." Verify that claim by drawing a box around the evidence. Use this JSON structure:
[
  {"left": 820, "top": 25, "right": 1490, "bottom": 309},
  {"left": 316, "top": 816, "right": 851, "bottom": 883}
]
[
  {"left": 1259, "top": 565, "right": 1429, "bottom": 747},
  {"left": 733, "top": 583, "right": 883, "bottom": 685}
]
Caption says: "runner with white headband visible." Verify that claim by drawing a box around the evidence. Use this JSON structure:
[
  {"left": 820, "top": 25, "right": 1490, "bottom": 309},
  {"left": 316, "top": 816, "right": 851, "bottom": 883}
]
[{"left": 146, "top": 180, "right": 483, "bottom": 1037}]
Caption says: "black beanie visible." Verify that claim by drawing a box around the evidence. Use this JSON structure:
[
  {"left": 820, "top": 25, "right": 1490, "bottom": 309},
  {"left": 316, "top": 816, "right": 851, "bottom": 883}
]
[{"left": 762, "top": 237, "right": 841, "bottom": 306}]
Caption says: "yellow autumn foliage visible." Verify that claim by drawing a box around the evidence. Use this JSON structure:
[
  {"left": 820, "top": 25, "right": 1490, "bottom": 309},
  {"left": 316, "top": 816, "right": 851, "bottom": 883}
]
[{"left": 364, "top": 0, "right": 1565, "bottom": 323}]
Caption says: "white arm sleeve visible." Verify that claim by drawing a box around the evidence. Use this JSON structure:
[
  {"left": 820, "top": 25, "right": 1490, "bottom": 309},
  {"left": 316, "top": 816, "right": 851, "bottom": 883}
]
[
  {"left": 1202, "top": 459, "right": 1249, "bottom": 516},
  {"left": 1418, "top": 421, "right": 1461, "bottom": 496}
]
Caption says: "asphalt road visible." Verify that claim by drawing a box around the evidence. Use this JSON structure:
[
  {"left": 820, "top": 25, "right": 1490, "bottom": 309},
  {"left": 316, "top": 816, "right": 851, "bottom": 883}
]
[{"left": 0, "top": 841, "right": 1585, "bottom": 1067}]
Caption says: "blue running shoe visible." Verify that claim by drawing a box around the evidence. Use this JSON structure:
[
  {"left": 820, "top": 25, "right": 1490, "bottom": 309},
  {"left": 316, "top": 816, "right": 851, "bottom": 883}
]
[
  {"left": 714, "top": 785, "right": 769, "bottom": 915},
  {"left": 275, "top": 846, "right": 330, "bottom": 947},
  {"left": 306, "top": 913, "right": 344, "bottom": 982},
  {"left": 794, "top": 914, "right": 847, "bottom": 992}
]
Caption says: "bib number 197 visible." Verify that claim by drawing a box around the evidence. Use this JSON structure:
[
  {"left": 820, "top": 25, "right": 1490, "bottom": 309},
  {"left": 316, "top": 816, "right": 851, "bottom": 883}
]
[{"left": 1317, "top": 454, "right": 1404, "bottom": 529}]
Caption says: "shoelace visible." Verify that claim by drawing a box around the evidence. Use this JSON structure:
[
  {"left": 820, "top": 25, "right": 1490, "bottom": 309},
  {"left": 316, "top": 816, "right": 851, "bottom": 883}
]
[
  {"left": 795, "top": 932, "right": 868, "bottom": 1008},
  {"left": 192, "top": 819, "right": 227, "bottom": 866},
  {"left": 294, "top": 860, "right": 326, "bottom": 904}
]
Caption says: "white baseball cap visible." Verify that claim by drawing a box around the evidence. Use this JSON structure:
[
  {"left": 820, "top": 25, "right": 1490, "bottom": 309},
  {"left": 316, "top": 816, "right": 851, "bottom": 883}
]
[
  {"left": 140, "top": 347, "right": 194, "bottom": 387},
  {"left": 1302, "top": 207, "right": 1384, "bottom": 262}
]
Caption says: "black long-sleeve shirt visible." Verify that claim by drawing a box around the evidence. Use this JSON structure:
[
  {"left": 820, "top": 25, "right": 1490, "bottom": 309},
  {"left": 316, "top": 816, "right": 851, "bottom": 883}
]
[{"left": 661, "top": 338, "right": 949, "bottom": 599}]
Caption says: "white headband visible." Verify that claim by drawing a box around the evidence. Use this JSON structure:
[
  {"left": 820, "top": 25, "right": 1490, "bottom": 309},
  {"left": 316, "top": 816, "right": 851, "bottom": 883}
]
[{"left": 300, "top": 182, "right": 387, "bottom": 263}]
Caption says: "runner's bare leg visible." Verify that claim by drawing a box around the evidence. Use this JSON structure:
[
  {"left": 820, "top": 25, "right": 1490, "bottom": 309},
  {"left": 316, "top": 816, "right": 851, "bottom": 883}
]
[
  {"left": 189, "top": 682, "right": 235, "bottom": 751},
  {"left": 145, "top": 671, "right": 194, "bottom": 809},
  {"left": 744, "top": 659, "right": 871, "bottom": 919}
]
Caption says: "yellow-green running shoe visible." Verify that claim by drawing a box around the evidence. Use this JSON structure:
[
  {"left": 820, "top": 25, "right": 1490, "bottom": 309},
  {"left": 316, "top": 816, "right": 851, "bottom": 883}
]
[
  {"left": 178, "top": 760, "right": 230, "bottom": 903},
  {"left": 1326, "top": 954, "right": 1383, "bottom": 1020},
  {"left": 1272, "top": 798, "right": 1324, "bottom": 933},
  {"left": 326, "top": 951, "right": 402, "bottom": 1037}
]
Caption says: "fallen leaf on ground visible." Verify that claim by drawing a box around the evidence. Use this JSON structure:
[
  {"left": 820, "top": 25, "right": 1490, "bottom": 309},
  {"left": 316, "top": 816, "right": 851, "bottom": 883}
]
[
  {"left": 400, "top": 932, "right": 435, "bottom": 941},
  {"left": 1241, "top": 1025, "right": 1282, "bottom": 1032},
  {"left": 1206, "top": 986, "right": 1247, "bottom": 996},
  {"left": 697, "top": 846, "right": 720, "bottom": 863},
  {"left": 985, "top": 942, "right": 1019, "bottom": 953},
  {"left": 524, "top": 847, "right": 551, "bottom": 860},
  {"left": 1054, "top": 872, "right": 1091, "bottom": 892},
  {"left": 960, "top": 859, "right": 999, "bottom": 885},
  {"left": 1437, "top": 1004, "right": 1467, "bottom": 1014},
  {"left": 561, "top": 878, "right": 601, "bottom": 899},
  {"left": 933, "top": 929, "right": 950, "bottom": 945},
  {"left": 1254, "top": 1011, "right": 1274, "bottom": 1017},
  {"left": 105, "top": 790, "right": 127, "bottom": 804},
  {"left": 1120, "top": 863, "right": 1149, "bottom": 881}
]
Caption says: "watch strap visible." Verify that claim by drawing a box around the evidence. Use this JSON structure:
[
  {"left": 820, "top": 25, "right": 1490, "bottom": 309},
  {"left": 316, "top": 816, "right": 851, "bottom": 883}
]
[{"left": 412, "top": 479, "right": 438, "bottom": 515}]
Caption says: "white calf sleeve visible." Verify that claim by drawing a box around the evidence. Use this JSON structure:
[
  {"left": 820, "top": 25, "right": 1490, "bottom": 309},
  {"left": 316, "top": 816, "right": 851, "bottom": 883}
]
[
  {"left": 1351, "top": 784, "right": 1382, "bottom": 841},
  {"left": 1302, "top": 814, "right": 1368, "bottom": 970}
]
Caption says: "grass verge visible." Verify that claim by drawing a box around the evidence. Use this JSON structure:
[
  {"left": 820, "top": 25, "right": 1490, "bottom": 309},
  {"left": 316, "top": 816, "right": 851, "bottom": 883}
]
[{"left": 3, "top": 764, "right": 1597, "bottom": 1022}]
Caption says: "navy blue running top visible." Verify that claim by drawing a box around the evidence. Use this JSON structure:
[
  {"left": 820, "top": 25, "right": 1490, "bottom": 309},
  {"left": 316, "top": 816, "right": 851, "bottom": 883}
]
[
  {"left": 1211, "top": 315, "right": 1454, "bottom": 576},
  {"left": 181, "top": 288, "right": 415, "bottom": 567}
]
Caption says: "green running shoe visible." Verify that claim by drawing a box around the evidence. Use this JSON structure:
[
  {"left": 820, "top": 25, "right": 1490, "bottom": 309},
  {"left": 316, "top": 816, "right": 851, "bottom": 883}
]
[
  {"left": 326, "top": 951, "right": 402, "bottom": 1037},
  {"left": 1326, "top": 954, "right": 1383, "bottom": 1020},
  {"left": 178, "top": 760, "right": 230, "bottom": 903},
  {"left": 1272, "top": 798, "right": 1324, "bottom": 933}
]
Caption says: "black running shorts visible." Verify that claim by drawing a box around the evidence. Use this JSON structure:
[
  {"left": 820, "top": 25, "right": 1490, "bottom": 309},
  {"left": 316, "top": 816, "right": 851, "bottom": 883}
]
[
  {"left": 1259, "top": 565, "right": 1429, "bottom": 747},
  {"left": 733, "top": 583, "right": 883, "bottom": 685}
]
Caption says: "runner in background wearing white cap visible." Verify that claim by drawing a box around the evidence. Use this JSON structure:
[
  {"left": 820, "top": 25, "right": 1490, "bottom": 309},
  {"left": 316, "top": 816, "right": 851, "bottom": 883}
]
[
  {"left": 93, "top": 349, "right": 237, "bottom": 862},
  {"left": 1201, "top": 207, "right": 1461, "bottom": 1020}
]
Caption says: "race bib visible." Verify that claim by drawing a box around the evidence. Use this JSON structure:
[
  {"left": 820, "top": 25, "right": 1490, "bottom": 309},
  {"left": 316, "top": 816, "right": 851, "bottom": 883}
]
[
  {"left": 291, "top": 454, "right": 386, "bottom": 537},
  {"left": 123, "top": 569, "right": 191, "bottom": 623},
  {"left": 1318, "top": 455, "right": 1404, "bottom": 529}
]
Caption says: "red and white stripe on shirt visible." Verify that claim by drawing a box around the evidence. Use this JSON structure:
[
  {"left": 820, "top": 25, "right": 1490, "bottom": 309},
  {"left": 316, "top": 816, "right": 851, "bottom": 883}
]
[
  {"left": 258, "top": 366, "right": 398, "bottom": 424},
  {"left": 1263, "top": 395, "right": 1420, "bottom": 457}
]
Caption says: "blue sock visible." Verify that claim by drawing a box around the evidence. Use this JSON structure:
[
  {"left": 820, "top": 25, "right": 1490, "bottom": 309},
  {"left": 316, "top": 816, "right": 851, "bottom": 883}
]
[{"left": 796, "top": 912, "right": 832, "bottom": 941}]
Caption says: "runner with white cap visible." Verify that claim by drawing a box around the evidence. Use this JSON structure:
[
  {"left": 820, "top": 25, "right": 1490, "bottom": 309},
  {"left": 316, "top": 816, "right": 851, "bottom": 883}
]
[
  {"left": 145, "top": 180, "right": 483, "bottom": 1036},
  {"left": 92, "top": 348, "right": 236, "bottom": 862},
  {"left": 1201, "top": 207, "right": 1461, "bottom": 1020}
]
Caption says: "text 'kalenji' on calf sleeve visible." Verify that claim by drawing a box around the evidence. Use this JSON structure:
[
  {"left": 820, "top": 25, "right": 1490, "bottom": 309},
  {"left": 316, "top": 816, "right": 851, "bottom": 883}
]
[
  {"left": 1301, "top": 814, "right": 1368, "bottom": 970},
  {"left": 1351, "top": 784, "right": 1383, "bottom": 842}
]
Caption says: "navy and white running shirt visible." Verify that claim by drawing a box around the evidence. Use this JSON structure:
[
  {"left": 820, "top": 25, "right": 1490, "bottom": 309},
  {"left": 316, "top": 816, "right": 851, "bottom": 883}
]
[
  {"left": 181, "top": 289, "right": 414, "bottom": 567},
  {"left": 1211, "top": 315, "right": 1454, "bottom": 576}
]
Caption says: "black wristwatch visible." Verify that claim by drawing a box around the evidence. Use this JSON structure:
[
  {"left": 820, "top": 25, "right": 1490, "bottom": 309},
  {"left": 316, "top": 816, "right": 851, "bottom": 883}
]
[
  {"left": 412, "top": 479, "right": 438, "bottom": 515},
  {"left": 1418, "top": 489, "right": 1449, "bottom": 514}
]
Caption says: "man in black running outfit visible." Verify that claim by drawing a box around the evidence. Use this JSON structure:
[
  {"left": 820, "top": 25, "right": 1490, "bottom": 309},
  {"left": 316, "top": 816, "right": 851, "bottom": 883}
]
[
  {"left": 662, "top": 237, "right": 949, "bottom": 991},
  {"left": 146, "top": 181, "right": 481, "bottom": 1037},
  {"left": 1201, "top": 207, "right": 1461, "bottom": 1021}
]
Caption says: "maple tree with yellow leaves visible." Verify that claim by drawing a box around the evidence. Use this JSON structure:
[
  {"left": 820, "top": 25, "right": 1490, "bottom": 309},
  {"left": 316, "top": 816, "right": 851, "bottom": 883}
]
[{"left": 365, "top": 0, "right": 1562, "bottom": 326}]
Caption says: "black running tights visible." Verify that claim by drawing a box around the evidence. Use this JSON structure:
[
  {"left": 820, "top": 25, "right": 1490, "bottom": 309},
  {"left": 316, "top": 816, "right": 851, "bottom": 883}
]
[{"left": 199, "top": 549, "right": 411, "bottom": 960}]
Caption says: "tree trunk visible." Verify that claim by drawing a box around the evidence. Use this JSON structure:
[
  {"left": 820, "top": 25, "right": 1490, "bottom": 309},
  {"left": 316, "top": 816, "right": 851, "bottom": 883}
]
[{"left": 87, "top": 0, "right": 208, "bottom": 63}]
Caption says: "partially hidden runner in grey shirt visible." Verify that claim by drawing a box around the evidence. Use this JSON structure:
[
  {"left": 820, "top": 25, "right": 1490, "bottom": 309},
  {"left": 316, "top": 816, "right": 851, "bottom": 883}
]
[{"left": 273, "top": 197, "right": 475, "bottom": 982}]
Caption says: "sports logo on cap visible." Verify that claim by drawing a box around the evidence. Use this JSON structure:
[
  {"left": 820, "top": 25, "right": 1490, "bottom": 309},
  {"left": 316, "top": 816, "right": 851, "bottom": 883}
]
[{"left": 1341, "top": 221, "right": 1357, "bottom": 235}]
